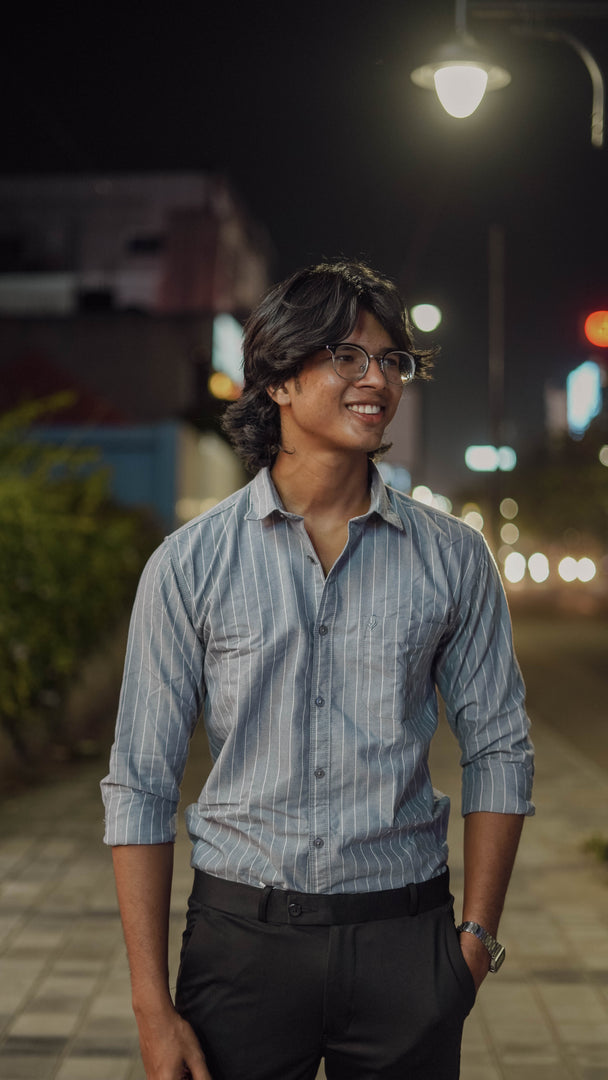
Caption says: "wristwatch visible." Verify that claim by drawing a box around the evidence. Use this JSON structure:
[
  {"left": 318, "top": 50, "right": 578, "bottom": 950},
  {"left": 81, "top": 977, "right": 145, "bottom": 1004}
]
[{"left": 456, "top": 921, "right": 506, "bottom": 972}]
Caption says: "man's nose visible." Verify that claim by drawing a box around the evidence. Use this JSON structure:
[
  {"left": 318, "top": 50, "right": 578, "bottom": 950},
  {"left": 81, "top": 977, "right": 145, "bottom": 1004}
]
[{"left": 356, "top": 355, "right": 388, "bottom": 386}]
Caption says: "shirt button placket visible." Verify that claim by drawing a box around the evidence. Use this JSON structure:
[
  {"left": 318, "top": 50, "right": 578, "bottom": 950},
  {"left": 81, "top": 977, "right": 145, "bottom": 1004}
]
[{"left": 311, "top": 604, "right": 332, "bottom": 890}]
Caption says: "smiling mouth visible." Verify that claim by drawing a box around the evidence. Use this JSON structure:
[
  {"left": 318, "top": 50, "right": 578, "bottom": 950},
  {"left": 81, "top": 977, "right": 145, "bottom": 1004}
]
[{"left": 346, "top": 404, "right": 383, "bottom": 415}]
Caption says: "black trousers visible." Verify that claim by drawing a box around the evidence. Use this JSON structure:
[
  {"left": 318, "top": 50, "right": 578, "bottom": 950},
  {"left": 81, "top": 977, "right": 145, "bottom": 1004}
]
[{"left": 175, "top": 871, "right": 476, "bottom": 1080}]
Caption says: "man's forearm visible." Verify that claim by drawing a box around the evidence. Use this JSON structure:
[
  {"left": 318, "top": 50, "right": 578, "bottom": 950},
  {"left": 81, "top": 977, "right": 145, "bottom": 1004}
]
[
  {"left": 462, "top": 810, "right": 524, "bottom": 932},
  {"left": 112, "top": 842, "right": 175, "bottom": 1013},
  {"left": 111, "top": 843, "right": 212, "bottom": 1079},
  {"left": 459, "top": 811, "right": 525, "bottom": 989}
]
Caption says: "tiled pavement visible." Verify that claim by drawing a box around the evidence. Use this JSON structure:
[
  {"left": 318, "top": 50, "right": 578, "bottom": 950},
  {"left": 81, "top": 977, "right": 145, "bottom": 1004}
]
[{"left": 1, "top": 711, "right": 607, "bottom": 1080}]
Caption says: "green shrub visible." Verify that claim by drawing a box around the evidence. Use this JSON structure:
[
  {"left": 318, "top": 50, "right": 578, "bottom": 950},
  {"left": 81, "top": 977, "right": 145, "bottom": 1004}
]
[{"left": 0, "top": 396, "right": 161, "bottom": 765}]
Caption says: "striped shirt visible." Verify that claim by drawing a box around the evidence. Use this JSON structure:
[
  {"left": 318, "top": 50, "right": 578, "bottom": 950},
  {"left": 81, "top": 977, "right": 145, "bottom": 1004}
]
[{"left": 101, "top": 465, "right": 534, "bottom": 892}]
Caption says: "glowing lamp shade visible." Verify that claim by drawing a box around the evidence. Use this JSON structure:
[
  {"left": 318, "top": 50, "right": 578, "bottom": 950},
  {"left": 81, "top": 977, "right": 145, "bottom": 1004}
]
[
  {"left": 584, "top": 310, "right": 608, "bottom": 347},
  {"left": 433, "top": 64, "right": 489, "bottom": 118},
  {"left": 410, "top": 36, "right": 510, "bottom": 120}
]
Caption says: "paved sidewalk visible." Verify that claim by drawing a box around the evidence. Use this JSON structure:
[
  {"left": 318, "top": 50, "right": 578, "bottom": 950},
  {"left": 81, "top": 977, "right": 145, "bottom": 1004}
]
[{"left": 1, "top": 712, "right": 607, "bottom": 1080}]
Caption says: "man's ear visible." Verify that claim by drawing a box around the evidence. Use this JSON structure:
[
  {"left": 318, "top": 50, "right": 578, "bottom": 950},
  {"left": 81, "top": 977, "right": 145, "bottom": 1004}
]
[{"left": 267, "top": 383, "right": 291, "bottom": 405}]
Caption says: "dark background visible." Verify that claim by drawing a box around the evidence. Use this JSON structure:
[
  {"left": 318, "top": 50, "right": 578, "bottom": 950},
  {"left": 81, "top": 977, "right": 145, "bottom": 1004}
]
[{"left": 2, "top": 0, "right": 608, "bottom": 492}]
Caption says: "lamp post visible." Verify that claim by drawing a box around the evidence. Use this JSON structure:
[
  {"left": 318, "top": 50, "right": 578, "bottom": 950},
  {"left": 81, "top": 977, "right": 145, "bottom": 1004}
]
[
  {"left": 410, "top": 0, "right": 607, "bottom": 147},
  {"left": 410, "top": 1, "right": 607, "bottom": 549}
]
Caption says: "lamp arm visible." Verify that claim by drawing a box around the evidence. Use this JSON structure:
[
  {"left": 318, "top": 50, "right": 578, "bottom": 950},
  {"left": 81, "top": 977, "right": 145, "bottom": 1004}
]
[{"left": 513, "top": 25, "right": 604, "bottom": 147}]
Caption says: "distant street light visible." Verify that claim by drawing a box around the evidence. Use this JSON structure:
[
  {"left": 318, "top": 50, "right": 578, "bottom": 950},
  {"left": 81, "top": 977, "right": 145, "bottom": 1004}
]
[
  {"left": 410, "top": 303, "right": 442, "bottom": 332},
  {"left": 465, "top": 444, "right": 517, "bottom": 471},
  {"left": 410, "top": 0, "right": 606, "bottom": 147}
]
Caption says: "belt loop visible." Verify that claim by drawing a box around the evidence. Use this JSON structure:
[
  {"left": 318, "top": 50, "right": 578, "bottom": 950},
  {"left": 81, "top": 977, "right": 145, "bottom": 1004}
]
[
  {"left": 257, "top": 885, "right": 273, "bottom": 922},
  {"left": 408, "top": 883, "right": 419, "bottom": 916}
]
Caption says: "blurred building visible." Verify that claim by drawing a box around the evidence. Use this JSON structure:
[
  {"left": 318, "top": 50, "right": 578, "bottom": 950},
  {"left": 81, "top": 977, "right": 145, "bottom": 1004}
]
[
  {"left": 0, "top": 172, "right": 270, "bottom": 317},
  {"left": 0, "top": 172, "right": 273, "bottom": 526}
]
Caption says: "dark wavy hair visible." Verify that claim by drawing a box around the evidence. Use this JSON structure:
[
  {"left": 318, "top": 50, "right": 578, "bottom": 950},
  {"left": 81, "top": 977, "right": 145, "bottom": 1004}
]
[{"left": 222, "top": 258, "right": 437, "bottom": 473}]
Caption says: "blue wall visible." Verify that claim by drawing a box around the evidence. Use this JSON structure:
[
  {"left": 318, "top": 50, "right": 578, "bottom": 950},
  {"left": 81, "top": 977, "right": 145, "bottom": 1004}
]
[{"left": 33, "top": 422, "right": 179, "bottom": 530}]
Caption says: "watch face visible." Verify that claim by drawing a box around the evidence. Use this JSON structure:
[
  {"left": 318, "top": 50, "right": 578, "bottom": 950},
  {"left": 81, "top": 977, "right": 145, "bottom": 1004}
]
[{"left": 490, "top": 943, "right": 506, "bottom": 972}]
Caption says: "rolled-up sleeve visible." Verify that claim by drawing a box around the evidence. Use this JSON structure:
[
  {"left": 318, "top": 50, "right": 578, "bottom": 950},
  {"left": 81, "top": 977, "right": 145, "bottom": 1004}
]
[
  {"left": 101, "top": 540, "right": 204, "bottom": 845},
  {"left": 434, "top": 538, "right": 534, "bottom": 818}
]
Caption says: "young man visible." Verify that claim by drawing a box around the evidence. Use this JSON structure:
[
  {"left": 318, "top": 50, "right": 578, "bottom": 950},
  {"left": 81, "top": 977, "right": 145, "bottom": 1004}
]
[{"left": 102, "top": 259, "right": 534, "bottom": 1080}]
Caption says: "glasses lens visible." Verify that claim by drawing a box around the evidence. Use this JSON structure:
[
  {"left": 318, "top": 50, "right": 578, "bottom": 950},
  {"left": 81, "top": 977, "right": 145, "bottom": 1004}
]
[
  {"left": 382, "top": 351, "right": 416, "bottom": 385},
  {"left": 331, "top": 344, "right": 368, "bottom": 381}
]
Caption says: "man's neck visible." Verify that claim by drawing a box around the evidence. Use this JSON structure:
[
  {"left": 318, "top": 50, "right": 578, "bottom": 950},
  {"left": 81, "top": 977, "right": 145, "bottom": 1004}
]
[{"left": 270, "top": 450, "right": 372, "bottom": 523}]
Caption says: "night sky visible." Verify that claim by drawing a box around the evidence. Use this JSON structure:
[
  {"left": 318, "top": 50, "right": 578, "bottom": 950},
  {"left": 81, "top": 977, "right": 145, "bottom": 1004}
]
[{"left": 3, "top": 0, "right": 608, "bottom": 493}]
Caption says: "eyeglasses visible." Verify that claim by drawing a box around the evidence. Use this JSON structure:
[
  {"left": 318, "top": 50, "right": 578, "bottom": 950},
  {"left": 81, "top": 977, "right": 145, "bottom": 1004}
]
[{"left": 325, "top": 343, "right": 416, "bottom": 387}]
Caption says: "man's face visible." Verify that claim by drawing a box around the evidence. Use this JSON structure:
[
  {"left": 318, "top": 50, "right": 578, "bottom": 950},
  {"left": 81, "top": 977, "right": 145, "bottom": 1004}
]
[{"left": 270, "top": 309, "right": 403, "bottom": 460}]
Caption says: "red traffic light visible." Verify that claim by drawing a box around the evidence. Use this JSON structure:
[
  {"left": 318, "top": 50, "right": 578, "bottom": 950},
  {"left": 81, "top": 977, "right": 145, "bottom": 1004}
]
[{"left": 584, "top": 310, "right": 608, "bottom": 347}]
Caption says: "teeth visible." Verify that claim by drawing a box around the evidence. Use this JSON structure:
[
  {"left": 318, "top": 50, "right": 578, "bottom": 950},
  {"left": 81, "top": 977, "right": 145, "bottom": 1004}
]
[{"left": 347, "top": 404, "right": 382, "bottom": 415}]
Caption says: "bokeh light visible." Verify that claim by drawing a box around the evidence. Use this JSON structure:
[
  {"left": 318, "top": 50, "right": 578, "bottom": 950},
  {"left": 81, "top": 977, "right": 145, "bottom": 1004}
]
[
  {"left": 504, "top": 552, "right": 526, "bottom": 583},
  {"left": 499, "top": 497, "right": 519, "bottom": 520},
  {"left": 412, "top": 484, "right": 434, "bottom": 505},
  {"left": 584, "top": 310, "right": 608, "bottom": 348},
  {"left": 497, "top": 446, "right": 517, "bottom": 471},
  {"left": 465, "top": 445, "right": 498, "bottom": 471},
  {"left": 528, "top": 553, "right": 550, "bottom": 583},
  {"left": 577, "top": 557, "right": 596, "bottom": 582},
  {"left": 410, "top": 303, "right": 442, "bottom": 332},
  {"left": 500, "top": 523, "right": 519, "bottom": 545},
  {"left": 463, "top": 510, "right": 484, "bottom": 531},
  {"left": 599, "top": 445, "right": 608, "bottom": 467},
  {"left": 208, "top": 371, "right": 240, "bottom": 400},
  {"left": 558, "top": 557, "right": 578, "bottom": 582},
  {"left": 432, "top": 493, "right": 453, "bottom": 513}
]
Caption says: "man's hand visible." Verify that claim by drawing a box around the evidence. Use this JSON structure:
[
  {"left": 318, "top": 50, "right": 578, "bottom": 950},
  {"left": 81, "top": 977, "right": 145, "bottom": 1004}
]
[
  {"left": 135, "top": 1002, "right": 212, "bottom": 1080},
  {"left": 458, "top": 929, "right": 490, "bottom": 993}
]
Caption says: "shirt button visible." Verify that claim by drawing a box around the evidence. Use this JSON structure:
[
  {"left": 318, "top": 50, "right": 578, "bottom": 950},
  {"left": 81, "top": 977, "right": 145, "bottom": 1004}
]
[
  {"left": 313, "top": 837, "right": 324, "bottom": 848},
  {"left": 318, "top": 625, "right": 328, "bottom": 636},
  {"left": 314, "top": 697, "right": 325, "bottom": 707},
  {"left": 314, "top": 768, "right": 326, "bottom": 779}
]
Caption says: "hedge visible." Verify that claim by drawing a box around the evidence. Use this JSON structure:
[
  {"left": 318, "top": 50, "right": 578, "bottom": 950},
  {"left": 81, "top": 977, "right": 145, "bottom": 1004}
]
[{"left": 0, "top": 395, "right": 161, "bottom": 767}]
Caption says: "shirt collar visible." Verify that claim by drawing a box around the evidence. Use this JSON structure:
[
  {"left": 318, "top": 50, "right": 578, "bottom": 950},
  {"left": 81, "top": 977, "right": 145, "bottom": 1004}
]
[
  {"left": 246, "top": 465, "right": 404, "bottom": 532},
  {"left": 246, "top": 468, "right": 295, "bottom": 521},
  {"left": 368, "top": 464, "right": 405, "bottom": 531}
]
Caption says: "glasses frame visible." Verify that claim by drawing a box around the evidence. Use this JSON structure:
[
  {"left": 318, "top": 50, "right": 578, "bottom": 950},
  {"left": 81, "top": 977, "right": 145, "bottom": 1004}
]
[{"left": 325, "top": 342, "right": 416, "bottom": 387}]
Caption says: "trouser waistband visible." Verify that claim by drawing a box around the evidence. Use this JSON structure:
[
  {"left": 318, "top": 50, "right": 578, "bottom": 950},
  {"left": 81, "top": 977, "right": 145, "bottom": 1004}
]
[{"left": 191, "top": 868, "right": 451, "bottom": 925}]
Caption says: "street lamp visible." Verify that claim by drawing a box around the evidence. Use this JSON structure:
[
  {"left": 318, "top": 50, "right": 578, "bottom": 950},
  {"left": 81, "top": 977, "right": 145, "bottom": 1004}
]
[
  {"left": 410, "top": 0, "right": 606, "bottom": 147},
  {"left": 411, "top": 1, "right": 510, "bottom": 117}
]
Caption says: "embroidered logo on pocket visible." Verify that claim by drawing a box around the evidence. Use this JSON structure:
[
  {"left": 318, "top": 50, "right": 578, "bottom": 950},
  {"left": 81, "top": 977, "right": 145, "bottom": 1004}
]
[{"left": 367, "top": 615, "right": 378, "bottom": 632}]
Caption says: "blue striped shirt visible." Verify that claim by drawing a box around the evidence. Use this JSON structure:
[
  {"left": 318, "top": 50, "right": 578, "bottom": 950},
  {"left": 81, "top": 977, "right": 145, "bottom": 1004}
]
[{"left": 101, "top": 465, "right": 534, "bottom": 892}]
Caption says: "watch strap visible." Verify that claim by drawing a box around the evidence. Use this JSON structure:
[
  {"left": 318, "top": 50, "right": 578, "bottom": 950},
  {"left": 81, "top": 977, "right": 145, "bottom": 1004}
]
[{"left": 456, "top": 920, "right": 506, "bottom": 972}]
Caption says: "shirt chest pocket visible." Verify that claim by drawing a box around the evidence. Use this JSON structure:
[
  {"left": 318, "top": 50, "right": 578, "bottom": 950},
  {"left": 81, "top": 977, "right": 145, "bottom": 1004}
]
[{"left": 359, "top": 612, "right": 447, "bottom": 721}]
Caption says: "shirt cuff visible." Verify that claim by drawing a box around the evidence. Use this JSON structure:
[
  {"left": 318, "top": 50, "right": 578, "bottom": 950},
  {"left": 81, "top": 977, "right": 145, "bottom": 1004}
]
[
  {"left": 461, "top": 757, "right": 535, "bottom": 817},
  {"left": 101, "top": 783, "right": 179, "bottom": 845}
]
